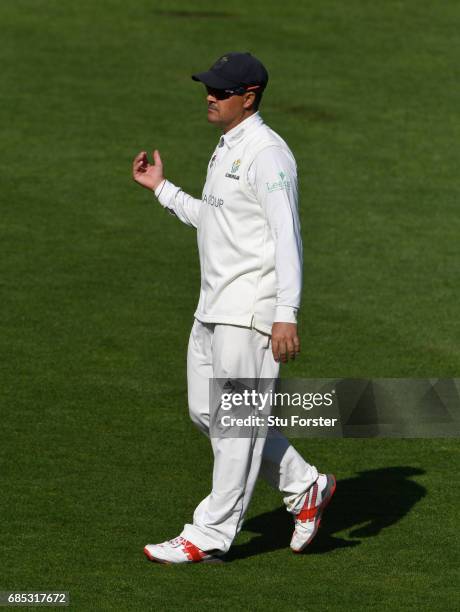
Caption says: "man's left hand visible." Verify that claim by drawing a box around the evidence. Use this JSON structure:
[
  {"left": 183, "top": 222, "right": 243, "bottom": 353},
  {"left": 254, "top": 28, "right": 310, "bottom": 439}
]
[{"left": 271, "top": 322, "right": 300, "bottom": 363}]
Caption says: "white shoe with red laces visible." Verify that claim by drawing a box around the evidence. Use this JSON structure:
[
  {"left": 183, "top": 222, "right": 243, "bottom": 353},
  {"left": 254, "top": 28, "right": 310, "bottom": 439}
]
[
  {"left": 144, "top": 536, "right": 223, "bottom": 564},
  {"left": 290, "top": 473, "right": 336, "bottom": 553}
]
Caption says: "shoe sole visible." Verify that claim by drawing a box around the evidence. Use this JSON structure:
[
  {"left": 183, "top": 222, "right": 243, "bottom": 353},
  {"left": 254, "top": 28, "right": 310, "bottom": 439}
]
[
  {"left": 143, "top": 546, "right": 224, "bottom": 565},
  {"left": 291, "top": 473, "right": 336, "bottom": 553}
]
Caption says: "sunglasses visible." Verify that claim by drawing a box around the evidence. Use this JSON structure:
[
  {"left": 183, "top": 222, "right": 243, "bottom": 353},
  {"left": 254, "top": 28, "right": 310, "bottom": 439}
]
[{"left": 206, "top": 85, "right": 261, "bottom": 100}]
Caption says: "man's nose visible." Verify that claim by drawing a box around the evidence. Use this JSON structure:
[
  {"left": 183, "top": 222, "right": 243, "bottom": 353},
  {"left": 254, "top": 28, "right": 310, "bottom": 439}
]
[{"left": 207, "top": 93, "right": 217, "bottom": 103}]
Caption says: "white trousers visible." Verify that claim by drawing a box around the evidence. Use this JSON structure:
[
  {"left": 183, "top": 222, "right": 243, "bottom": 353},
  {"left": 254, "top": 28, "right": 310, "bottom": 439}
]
[{"left": 180, "top": 320, "right": 318, "bottom": 553}]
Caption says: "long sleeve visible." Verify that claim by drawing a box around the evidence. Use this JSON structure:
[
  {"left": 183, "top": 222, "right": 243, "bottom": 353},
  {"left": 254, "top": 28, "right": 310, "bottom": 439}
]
[
  {"left": 154, "top": 179, "right": 201, "bottom": 229},
  {"left": 249, "top": 146, "right": 303, "bottom": 323}
]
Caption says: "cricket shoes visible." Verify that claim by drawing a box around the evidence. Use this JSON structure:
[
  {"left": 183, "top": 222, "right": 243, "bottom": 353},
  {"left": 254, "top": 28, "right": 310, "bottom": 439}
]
[
  {"left": 290, "top": 473, "right": 336, "bottom": 553},
  {"left": 144, "top": 536, "right": 222, "bottom": 564}
]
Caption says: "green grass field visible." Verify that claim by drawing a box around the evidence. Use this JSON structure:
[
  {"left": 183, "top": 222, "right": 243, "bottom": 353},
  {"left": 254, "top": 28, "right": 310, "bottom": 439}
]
[{"left": 1, "top": 1, "right": 459, "bottom": 609}]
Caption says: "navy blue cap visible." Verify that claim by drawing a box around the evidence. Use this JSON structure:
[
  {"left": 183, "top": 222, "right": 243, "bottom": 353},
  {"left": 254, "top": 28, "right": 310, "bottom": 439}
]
[{"left": 192, "top": 52, "right": 269, "bottom": 90}]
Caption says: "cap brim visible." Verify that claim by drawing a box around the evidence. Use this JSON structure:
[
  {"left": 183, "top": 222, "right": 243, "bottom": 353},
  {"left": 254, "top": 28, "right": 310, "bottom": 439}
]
[{"left": 191, "top": 70, "right": 239, "bottom": 89}]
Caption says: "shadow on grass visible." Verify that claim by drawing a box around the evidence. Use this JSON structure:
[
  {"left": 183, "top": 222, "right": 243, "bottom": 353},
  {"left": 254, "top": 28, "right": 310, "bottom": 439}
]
[{"left": 226, "top": 466, "right": 426, "bottom": 561}]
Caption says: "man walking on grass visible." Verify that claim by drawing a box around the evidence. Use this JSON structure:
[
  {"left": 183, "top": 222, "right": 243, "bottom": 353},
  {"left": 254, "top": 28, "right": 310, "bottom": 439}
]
[{"left": 132, "top": 52, "right": 335, "bottom": 563}]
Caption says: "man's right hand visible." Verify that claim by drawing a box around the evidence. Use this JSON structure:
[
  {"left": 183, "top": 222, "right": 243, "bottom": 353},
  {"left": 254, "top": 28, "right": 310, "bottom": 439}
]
[{"left": 132, "top": 150, "right": 165, "bottom": 191}]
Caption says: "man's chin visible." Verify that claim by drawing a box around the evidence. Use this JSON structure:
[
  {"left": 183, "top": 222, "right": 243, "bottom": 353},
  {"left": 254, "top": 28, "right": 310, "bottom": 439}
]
[{"left": 207, "top": 109, "right": 220, "bottom": 124}]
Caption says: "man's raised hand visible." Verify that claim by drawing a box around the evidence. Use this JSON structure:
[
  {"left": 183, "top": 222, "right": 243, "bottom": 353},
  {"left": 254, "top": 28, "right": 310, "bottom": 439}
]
[{"left": 132, "top": 150, "right": 165, "bottom": 191}]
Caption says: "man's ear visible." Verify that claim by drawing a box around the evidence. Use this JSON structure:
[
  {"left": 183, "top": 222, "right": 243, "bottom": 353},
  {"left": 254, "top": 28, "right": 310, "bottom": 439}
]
[{"left": 243, "top": 91, "right": 256, "bottom": 110}]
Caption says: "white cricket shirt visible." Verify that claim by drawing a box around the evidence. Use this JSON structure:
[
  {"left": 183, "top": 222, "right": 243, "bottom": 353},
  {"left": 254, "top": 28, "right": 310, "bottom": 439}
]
[{"left": 154, "top": 111, "right": 302, "bottom": 335}]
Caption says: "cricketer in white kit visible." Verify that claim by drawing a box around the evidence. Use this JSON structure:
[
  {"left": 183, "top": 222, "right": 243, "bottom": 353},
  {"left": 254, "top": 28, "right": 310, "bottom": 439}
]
[{"left": 132, "top": 52, "right": 336, "bottom": 564}]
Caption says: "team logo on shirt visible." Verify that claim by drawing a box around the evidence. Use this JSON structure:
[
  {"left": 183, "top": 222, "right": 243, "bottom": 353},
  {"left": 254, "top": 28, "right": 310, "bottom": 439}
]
[
  {"left": 231, "top": 159, "right": 241, "bottom": 173},
  {"left": 225, "top": 159, "right": 241, "bottom": 180},
  {"left": 266, "top": 171, "right": 291, "bottom": 192}
]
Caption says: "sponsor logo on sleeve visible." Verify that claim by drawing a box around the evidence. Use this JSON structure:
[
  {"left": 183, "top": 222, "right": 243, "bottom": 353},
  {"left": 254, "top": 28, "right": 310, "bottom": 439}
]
[{"left": 266, "top": 171, "right": 291, "bottom": 192}]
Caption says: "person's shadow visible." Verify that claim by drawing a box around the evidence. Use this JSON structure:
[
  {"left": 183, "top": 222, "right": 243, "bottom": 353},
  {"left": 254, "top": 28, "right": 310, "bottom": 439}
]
[{"left": 226, "top": 466, "right": 426, "bottom": 561}]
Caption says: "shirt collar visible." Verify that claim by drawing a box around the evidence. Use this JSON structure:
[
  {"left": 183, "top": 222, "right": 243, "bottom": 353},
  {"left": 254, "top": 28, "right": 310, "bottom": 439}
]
[{"left": 220, "top": 112, "right": 264, "bottom": 149}]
